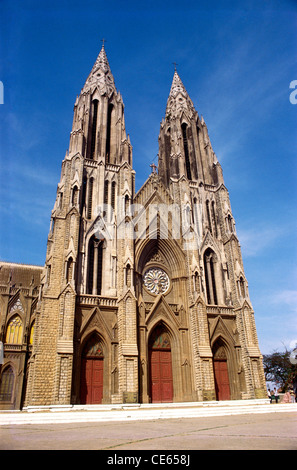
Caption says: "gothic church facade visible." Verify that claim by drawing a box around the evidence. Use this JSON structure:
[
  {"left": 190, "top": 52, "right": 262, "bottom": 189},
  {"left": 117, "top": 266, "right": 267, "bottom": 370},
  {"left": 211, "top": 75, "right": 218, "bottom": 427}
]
[{"left": 0, "top": 46, "right": 266, "bottom": 409}]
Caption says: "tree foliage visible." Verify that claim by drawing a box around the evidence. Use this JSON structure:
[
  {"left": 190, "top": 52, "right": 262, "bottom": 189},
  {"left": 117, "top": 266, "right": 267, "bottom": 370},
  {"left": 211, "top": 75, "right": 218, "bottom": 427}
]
[{"left": 263, "top": 347, "right": 297, "bottom": 392}]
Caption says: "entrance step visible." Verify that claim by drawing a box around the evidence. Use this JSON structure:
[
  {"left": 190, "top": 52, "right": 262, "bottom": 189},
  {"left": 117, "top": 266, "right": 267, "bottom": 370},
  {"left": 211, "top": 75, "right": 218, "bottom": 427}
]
[{"left": 1, "top": 400, "right": 296, "bottom": 425}]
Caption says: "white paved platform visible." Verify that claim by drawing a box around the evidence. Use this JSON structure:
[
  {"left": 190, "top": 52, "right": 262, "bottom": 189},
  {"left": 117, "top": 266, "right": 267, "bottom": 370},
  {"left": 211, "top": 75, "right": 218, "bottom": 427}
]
[{"left": 0, "top": 399, "right": 296, "bottom": 425}]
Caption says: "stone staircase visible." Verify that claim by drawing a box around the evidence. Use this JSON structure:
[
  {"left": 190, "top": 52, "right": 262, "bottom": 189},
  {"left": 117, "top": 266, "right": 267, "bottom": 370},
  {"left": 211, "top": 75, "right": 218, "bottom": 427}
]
[{"left": 0, "top": 399, "right": 296, "bottom": 425}]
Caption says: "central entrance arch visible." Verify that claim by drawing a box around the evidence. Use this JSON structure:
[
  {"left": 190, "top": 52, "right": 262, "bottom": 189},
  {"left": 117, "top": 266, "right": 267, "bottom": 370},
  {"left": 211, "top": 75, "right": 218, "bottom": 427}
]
[
  {"left": 80, "top": 335, "right": 104, "bottom": 404},
  {"left": 149, "top": 324, "right": 173, "bottom": 403}
]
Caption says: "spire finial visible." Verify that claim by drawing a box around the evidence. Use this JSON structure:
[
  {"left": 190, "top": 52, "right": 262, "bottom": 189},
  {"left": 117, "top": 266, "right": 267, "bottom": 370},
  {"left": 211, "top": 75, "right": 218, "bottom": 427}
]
[
  {"left": 150, "top": 163, "right": 158, "bottom": 174},
  {"left": 173, "top": 62, "right": 178, "bottom": 72},
  {"left": 101, "top": 38, "right": 107, "bottom": 48}
]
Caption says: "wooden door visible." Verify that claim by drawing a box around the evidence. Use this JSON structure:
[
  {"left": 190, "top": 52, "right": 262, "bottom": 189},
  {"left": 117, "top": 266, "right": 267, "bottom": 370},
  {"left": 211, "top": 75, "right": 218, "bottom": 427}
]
[
  {"left": 81, "top": 358, "right": 104, "bottom": 404},
  {"left": 213, "top": 359, "right": 230, "bottom": 401},
  {"left": 150, "top": 348, "right": 173, "bottom": 403}
]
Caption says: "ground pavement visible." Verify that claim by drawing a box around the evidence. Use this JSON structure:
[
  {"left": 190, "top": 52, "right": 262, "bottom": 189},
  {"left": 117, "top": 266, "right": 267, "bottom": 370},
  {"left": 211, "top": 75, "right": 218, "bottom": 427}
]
[{"left": 0, "top": 400, "right": 296, "bottom": 451}]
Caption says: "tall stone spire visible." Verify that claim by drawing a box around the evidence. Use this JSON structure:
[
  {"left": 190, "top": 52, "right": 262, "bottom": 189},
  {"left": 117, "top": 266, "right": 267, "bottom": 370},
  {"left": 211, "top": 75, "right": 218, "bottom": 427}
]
[
  {"left": 69, "top": 44, "right": 131, "bottom": 164},
  {"left": 158, "top": 70, "right": 223, "bottom": 187},
  {"left": 165, "top": 70, "right": 195, "bottom": 120},
  {"left": 82, "top": 44, "right": 116, "bottom": 97}
]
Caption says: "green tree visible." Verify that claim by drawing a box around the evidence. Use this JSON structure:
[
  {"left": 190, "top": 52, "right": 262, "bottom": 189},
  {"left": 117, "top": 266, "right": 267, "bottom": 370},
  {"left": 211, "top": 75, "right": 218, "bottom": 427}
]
[{"left": 263, "top": 347, "right": 297, "bottom": 392}]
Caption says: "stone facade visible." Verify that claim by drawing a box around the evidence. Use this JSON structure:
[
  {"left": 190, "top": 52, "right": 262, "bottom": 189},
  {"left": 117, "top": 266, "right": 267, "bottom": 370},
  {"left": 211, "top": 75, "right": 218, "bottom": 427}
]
[{"left": 0, "top": 46, "right": 267, "bottom": 409}]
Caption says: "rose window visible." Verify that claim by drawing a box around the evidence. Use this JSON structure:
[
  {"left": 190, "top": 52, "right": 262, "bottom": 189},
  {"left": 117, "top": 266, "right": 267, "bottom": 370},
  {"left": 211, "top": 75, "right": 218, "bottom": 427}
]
[{"left": 143, "top": 268, "right": 170, "bottom": 295}]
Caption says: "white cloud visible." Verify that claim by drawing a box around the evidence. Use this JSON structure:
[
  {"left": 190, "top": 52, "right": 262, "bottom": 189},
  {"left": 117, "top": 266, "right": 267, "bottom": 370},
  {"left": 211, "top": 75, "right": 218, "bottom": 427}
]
[
  {"left": 236, "top": 224, "right": 285, "bottom": 257},
  {"left": 271, "top": 290, "right": 297, "bottom": 314}
]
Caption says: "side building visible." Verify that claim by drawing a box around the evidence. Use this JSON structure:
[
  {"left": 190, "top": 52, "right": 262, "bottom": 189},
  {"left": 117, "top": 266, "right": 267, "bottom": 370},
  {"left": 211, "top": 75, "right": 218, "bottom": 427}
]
[{"left": 0, "top": 262, "right": 43, "bottom": 410}]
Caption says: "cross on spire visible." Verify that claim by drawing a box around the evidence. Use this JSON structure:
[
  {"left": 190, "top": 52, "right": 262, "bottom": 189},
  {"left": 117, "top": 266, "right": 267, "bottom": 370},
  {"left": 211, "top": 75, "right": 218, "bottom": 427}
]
[
  {"left": 101, "top": 38, "right": 107, "bottom": 48},
  {"left": 150, "top": 163, "right": 158, "bottom": 174},
  {"left": 173, "top": 62, "right": 178, "bottom": 71}
]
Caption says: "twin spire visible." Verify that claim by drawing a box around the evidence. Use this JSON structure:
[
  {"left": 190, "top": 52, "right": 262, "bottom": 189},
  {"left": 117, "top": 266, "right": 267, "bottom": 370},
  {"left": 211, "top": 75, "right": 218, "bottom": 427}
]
[{"left": 83, "top": 44, "right": 193, "bottom": 114}]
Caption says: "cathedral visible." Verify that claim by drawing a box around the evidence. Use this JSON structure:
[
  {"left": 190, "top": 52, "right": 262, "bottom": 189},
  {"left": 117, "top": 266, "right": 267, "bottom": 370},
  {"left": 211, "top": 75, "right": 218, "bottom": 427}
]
[{"left": 0, "top": 45, "right": 267, "bottom": 410}]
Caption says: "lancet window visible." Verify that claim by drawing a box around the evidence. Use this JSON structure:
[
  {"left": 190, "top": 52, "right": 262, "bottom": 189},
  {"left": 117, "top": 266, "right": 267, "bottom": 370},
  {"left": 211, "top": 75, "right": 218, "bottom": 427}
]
[
  {"left": 111, "top": 181, "right": 116, "bottom": 210},
  {"left": 206, "top": 200, "right": 212, "bottom": 233},
  {"left": 238, "top": 276, "right": 246, "bottom": 299},
  {"left": 87, "top": 236, "right": 103, "bottom": 295},
  {"left": 90, "top": 99, "right": 98, "bottom": 159},
  {"left": 87, "top": 177, "right": 94, "bottom": 219},
  {"left": 203, "top": 248, "right": 218, "bottom": 305},
  {"left": 5, "top": 315, "right": 23, "bottom": 344},
  {"left": 66, "top": 257, "right": 73, "bottom": 283},
  {"left": 106, "top": 103, "right": 114, "bottom": 162},
  {"left": 72, "top": 186, "right": 79, "bottom": 206},
  {"left": 211, "top": 201, "right": 218, "bottom": 238},
  {"left": 181, "top": 123, "right": 192, "bottom": 180}
]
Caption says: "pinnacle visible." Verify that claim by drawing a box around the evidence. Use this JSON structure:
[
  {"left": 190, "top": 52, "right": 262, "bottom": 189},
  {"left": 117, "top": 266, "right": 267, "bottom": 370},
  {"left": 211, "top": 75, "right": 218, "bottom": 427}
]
[
  {"left": 92, "top": 44, "right": 110, "bottom": 74},
  {"left": 165, "top": 70, "right": 194, "bottom": 116},
  {"left": 169, "top": 70, "right": 188, "bottom": 99},
  {"left": 82, "top": 44, "right": 115, "bottom": 94}
]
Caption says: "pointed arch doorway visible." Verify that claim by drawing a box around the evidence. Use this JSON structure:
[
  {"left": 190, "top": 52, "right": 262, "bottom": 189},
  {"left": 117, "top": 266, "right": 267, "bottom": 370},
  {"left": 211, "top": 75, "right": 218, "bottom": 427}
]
[
  {"left": 213, "top": 340, "right": 231, "bottom": 401},
  {"left": 80, "top": 335, "right": 104, "bottom": 404},
  {"left": 149, "top": 324, "right": 173, "bottom": 403}
]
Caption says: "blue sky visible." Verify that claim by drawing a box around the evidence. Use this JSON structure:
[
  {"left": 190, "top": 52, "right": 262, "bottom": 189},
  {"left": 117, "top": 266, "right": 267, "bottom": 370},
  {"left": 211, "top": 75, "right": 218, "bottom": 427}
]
[{"left": 0, "top": 0, "right": 296, "bottom": 355}]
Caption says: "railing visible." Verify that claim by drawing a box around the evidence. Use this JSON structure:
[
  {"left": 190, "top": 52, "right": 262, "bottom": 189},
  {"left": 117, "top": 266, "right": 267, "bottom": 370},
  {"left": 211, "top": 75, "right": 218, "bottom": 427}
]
[
  {"left": 77, "top": 294, "right": 117, "bottom": 307},
  {"left": 4, "top": 344, "right": 23, "bottom": 352},
  {"left": 206, "top": 305, "right": 235, "bottom": 316},
  {"left": 0, "top": 285, "right": 40, "bottom": 295}
]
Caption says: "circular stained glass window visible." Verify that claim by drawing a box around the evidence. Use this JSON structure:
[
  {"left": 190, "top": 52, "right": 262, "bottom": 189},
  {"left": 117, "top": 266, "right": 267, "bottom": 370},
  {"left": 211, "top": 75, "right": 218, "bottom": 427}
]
[{"left": 143, "top": 268, "right": 170, "bottom": 295}]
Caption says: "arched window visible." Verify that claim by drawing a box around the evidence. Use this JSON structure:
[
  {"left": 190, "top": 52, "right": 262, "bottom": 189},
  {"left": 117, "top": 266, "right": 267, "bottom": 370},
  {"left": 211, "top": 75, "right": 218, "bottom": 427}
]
[
  {"left": 72, "top": 186, "right": 79, "bottom": 206},
  {"left": 90, "top": 99, "right": 99, "bottom": 159},
  {"left": 206, "top": 200, "right": 212, "bottom": 233},
  {"left": 238, "top": 276, "right": 245, "bottom": 298},
  {"left": 227, "top": 214, "right": 233, "bottom": 233},
  {"left": 211, "top": 201, "right": 218, "bottom": 238},
  {"left": 81, "top": 175, "right": 87, "bottom": 215},
  {"left": 58, "top": 191, "right": 63, "bottom": 209},
  {"left": 87, "top": 236, "right": 103, "bottom": 295},
  {"left": 126, "top": 264, "right": 131, "bottom": 288},
  {"left": 0, "top": 366, "right": 14, "bottom": 401},
  {"left": 66, "top": 257, "right": 73, "bottom": 283},
  {"left": 194, "top": 271, "right": 199, "bottom": 292},
  {"left": 103, "top": 180, "right": 109, "bottom": 220},
  {"left": 82, "top": 334, "right": 104, "bottom": 358},
  {"left": 106, "top": 103, "right": 114, "bottom": 162},
  {"left": 29, "top": 321, "right": 35, "bottom": 345},
  {"left": 47, "top": 265, "right": 51, "bottom": 286},
  {"left": 87, "top": 178, "right": 94, "bottom": 219},
  {"left": 203, "top": 248, "right": 218, "bottom": 305},
  {"left": 181, "top": 123, "right": 192, "bottom": 180},
  {"left": 125, "top": 194, "right": 130, "bottom": 215},
  {"left": 111, "top": 181, "right": 116, "bottom": 211},
  {"left": 5, "top": 315, "right": 23, "bottom": 344},
  {"left": 104, "top": 180, "right": 109, "bottom": 206}
]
